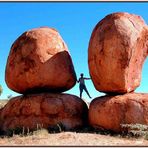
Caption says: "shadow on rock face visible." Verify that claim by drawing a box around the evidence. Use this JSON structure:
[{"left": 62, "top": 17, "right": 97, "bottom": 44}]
[{"left": 22, "top": 51, "right": 77, "bottom": 94}]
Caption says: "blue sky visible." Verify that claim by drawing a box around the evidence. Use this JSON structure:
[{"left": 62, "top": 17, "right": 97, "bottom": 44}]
[{"left": 0, "top": 2, "right": 148, "bottom": 101}]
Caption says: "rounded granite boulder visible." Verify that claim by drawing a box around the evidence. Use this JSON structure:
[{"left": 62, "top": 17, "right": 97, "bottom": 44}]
[
  {"left": 88, "top": 12, "right": 148, "bottom": 94},
  {"left": 0, "top": 93, "right": 88, "bottom": 133},
  {"left": 89, "top": 93, "right": 148, "bottom": 132},
  {"left": 5, "top": 27, "right": 77, "bottom": 94}
]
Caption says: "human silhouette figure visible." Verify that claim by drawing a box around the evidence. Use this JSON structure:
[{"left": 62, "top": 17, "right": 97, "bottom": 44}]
[{"left": 77, "top": 73, "right": 92, "bottom": 99}]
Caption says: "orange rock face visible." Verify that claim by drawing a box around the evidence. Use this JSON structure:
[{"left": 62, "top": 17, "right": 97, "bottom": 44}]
[
  {"left": 5, "top": 27, "right": 76, "bottom": 94},
  {"left": 0, "top": 108, "right": 2, "bottom": 128},
  {"left": 88, "top": 12, "right": 148, "bottom": 94},
  {"left": 89, "top": 93, "right": 148, "bottom": 132},
  {"left": 0, "top": 93, "right": 88, "bottom": 132}
]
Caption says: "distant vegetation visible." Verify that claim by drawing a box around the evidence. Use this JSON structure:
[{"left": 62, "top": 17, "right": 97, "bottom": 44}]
[{"left": 0, "top": 85, "right": 2, "bottom": 96}]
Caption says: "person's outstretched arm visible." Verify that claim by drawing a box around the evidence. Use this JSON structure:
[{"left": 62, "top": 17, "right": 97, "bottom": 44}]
[{"left": 84, "top": 77, "right": 91, "bottom": 80}]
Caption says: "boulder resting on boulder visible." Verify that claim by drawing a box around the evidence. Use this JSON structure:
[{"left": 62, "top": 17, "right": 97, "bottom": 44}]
[
  {"left": 88, "top": 12, "right": 148, "bottom": 94},
  {"left": 5, "top": 27, "right": 77, "bottom": 94}
]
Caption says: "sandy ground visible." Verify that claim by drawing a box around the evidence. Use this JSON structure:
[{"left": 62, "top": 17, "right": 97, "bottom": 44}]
[
  {"left": 0, "top": 100, "right": 8, "bottom": 108},
  {"left": 0, "top": 130, "right": 148, "bottom": 146}
]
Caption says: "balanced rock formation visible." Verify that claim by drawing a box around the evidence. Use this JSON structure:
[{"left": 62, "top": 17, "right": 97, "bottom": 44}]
[
  {"left": 0, "top": 93, "right": 88, "bottom": 133},
  {"left": 88, "top": 12, "right": 148, "bottom": 94},
  {"left": 89, "top": 93, "right": 148, "bottom": 132},
  {"left": 5, "top": 27, "right": 76, "bottom": 94}
]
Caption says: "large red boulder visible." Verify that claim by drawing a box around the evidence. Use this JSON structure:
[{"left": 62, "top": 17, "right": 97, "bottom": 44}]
[
  {"left": 0, "top": 93, "right": 88, "bottom": 133},
  {"left": 5, "top": 27, "right": 76, "bottom": 94},
  {"left": 0, "top": 108, "right": 2, "bottom": 127},
  {"left": 88, "top": 12, "right": 148, "bottom": 94},
  {"left": 89, "top": 93, "right": 148, "bottom": 132}
]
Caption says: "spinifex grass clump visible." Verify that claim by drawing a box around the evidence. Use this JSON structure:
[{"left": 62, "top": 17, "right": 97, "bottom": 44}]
[
  {"left": 4, "top": 123, "right": 45, "bottom": 137},
  {"left": 121, "top": 124, "right": 148, "bottom": 140}
]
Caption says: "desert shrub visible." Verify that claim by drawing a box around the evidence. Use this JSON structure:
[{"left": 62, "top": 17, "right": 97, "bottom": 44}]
[
  {"left": 0, "top": 85, "right": 2, "bottom": 96},
  {"left": 121, "top": 123, "right": 148, "bottom": 140},
  {"left": 4, "top": 123, "right": 48, "bottom": 137},
  {"left": 33, "top": 128, "right": 49, "bottom": 136},
  {"left": 5, "top": 127, "right": 23, "bottom": 137},
  {"left": 48, "top": 122, "right": 65, "bottom": 133},
  {"left": 5, "top": 126, "right": 35, "bottom": 137}
]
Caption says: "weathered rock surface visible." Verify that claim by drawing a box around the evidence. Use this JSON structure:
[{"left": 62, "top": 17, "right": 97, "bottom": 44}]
[
  {"left": 0, "top": 93, "right": 88, "bottom": 133},
  {"left": 88, "top": 12, "right": 148, "bottom": 94},
  {"left": 0, "top": 108, "right": 2, "bottom": 128},
  {"left": 5, "top": 27, "right": 76, "bottom": 94},
  {"left": 89, "top": 93, "right": 148, "bottom": 132}
]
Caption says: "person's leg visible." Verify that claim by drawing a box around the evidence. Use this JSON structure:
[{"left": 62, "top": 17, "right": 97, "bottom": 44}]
[
  {"left": 83, "top": 85, "right": 91, "bottom": 98},
  {"left": 79, "top": 85, "right": 83, "bottom": 99}
]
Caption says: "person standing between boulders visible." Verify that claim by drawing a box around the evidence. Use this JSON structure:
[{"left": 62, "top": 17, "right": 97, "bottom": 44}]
[{"left": 77, "top": 73, "right": 92, "bottom": 99}]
